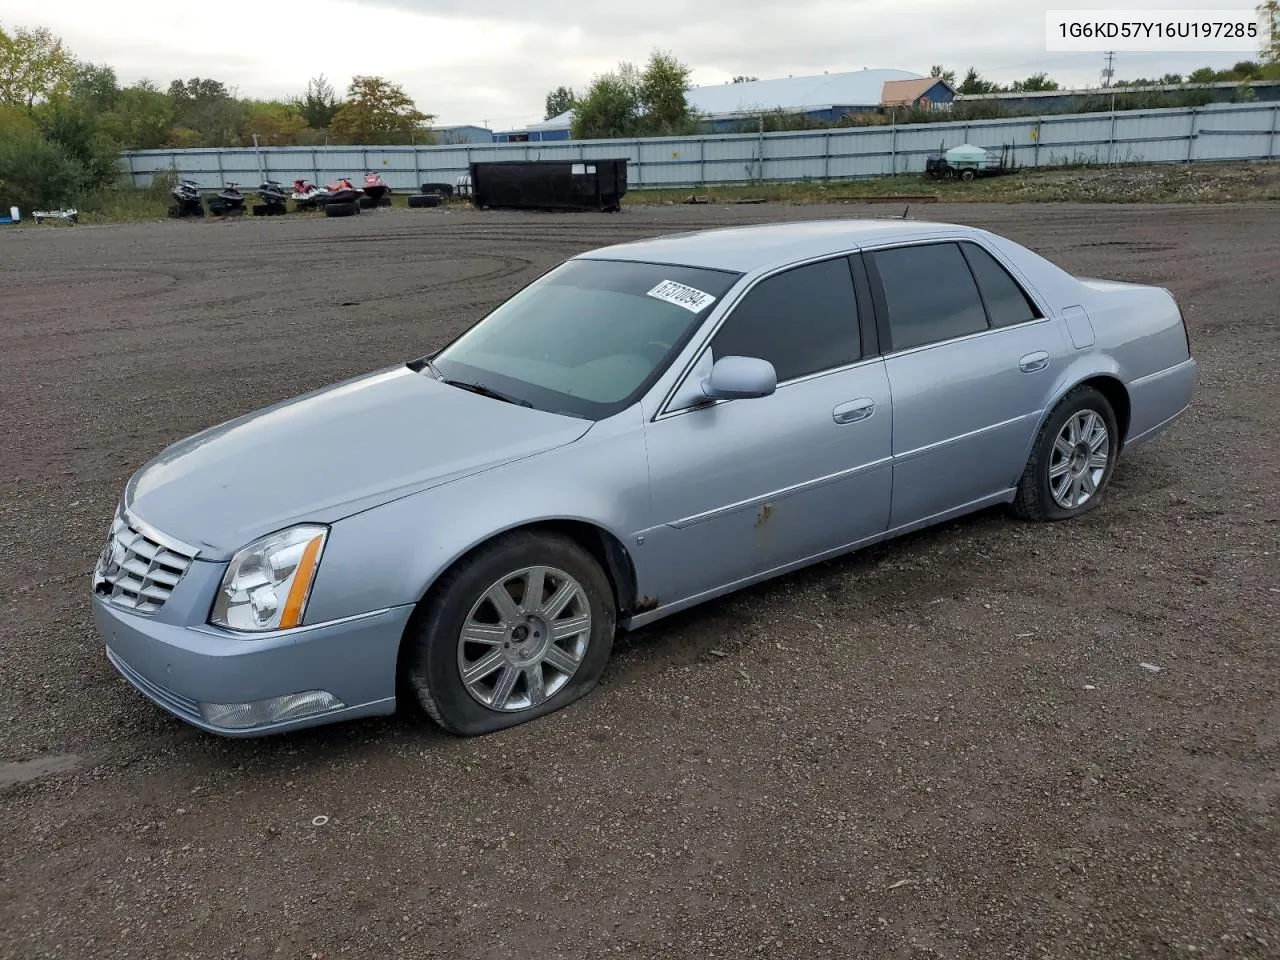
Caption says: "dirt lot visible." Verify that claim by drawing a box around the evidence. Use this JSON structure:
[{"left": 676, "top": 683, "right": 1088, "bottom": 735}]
[{"left": 1, "top": 202, "right": 1277, "bottom": 960}]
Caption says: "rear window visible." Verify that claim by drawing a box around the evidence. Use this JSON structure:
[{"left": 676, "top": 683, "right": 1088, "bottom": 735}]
[{"left": 960, "top": 242, "right": 1042, "bottom": 328}]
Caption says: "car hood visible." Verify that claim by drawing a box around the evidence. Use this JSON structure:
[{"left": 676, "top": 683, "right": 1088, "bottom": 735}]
[{"left": 125, "top": 365, "right": 591, "bottom": 559}]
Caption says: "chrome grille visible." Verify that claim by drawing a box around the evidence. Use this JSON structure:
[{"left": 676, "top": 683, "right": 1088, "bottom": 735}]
[{"left": 93, "top": 510, "right": 198, "bottom": 614}]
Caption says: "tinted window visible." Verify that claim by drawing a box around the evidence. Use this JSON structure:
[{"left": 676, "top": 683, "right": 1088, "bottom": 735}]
[
  {"left": 961, "top": 243, "right": 1042, "bottom": 328},
  {"left": 432, "top": 259, "right": 740, "bottom": 420},
  {"left": 710, "top": 258, "right": 859, "bottom": 382},
  {"left": 873, "top": 243, "right": 988, "bottom": 351}
]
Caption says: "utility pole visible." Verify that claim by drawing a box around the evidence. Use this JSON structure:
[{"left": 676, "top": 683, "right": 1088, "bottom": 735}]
[{"left": 1101, "top": 51, "right": 1116, "bottom": 88}]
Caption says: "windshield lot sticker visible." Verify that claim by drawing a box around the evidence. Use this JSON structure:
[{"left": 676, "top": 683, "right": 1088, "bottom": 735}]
[{"left": 647, "top": 280, "right": 717, "bottom": 313}]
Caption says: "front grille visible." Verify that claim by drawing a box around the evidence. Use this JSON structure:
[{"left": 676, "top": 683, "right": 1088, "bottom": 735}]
[{"left": 93, "top": 510, "right": 198, "bottom": 614}]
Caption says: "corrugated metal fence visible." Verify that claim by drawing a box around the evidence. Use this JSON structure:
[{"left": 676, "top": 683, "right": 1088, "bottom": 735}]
[{"left": 120, "top": 101, "right": 1280, "bottom": 191}]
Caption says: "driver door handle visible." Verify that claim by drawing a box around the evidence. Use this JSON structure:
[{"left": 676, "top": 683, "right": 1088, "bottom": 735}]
[{"left": 833, "top": 398, "right": 875, "bottom": 424}]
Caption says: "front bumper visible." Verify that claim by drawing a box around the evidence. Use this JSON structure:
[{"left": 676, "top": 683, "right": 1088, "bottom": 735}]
[{"left": 92, "top": 594, "right": 414, "bottom": 737}]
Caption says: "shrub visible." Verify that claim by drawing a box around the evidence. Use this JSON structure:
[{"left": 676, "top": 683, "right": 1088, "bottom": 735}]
[{"left": 0, "top": 124, "right": 88, "bottom": 211}]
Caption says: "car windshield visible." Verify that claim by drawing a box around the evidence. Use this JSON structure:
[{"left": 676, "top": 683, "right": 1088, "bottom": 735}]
[{"left": 427, "top": 258, "right": 741, "bottom": 420}]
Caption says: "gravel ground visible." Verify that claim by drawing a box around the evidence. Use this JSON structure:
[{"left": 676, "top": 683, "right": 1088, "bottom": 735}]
[{"left": 1, "top": 202, "right": 1277, "bottom": 960}]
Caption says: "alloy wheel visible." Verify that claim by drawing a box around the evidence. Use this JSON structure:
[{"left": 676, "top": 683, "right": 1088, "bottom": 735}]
[
  {"left": 1049, "top": 409, "right": 1110, "bottom": 509},
  {"left": 456, "top": 565, "right": 592, "bottom": 712}
]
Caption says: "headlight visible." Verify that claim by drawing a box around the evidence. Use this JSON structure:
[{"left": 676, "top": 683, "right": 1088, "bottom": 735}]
[{"left": 211, "top": 525, "right": 328, "bottom": 632}]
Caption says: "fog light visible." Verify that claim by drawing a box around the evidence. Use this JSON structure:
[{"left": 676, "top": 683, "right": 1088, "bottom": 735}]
[{"left": 198, "top": 691, "right": 344, "bottom": 729}]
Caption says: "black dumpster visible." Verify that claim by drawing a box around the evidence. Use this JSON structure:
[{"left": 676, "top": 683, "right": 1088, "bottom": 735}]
[{"left": 469, "top": 159, "right": 627, "bottom": 212}]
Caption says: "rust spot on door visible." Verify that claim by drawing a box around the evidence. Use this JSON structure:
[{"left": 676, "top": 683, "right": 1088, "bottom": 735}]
[{"left": 754, "top": 503, "right": 773, "bottom": 528}]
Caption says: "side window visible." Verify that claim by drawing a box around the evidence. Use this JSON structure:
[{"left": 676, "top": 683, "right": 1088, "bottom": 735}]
[
  {"left": 872, "top": 243, "right": 988, "bottom": 352},
  {"left": 709, "top": 258, "right": 859, "bottom": 382},
  {"left": 960, "top": 243, "right": 1043, "bottom": 328}
]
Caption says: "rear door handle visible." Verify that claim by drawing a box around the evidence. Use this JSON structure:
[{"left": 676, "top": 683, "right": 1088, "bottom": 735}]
[
  {"left": 1019, "top": 351, "right": 1050, "bottom": 373},
  {"left": 833, "top": 398, "right": 875, "bottom": 424}
]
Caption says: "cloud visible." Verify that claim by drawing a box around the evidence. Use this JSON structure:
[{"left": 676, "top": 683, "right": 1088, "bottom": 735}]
[{"left": 0, "top": 0, "right": 1252, "bottom": 128}]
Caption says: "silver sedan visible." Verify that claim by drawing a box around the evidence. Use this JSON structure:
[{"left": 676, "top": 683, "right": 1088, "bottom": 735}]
[{"left": 91, "top": 219, "right": 1198, "bottom": 736}]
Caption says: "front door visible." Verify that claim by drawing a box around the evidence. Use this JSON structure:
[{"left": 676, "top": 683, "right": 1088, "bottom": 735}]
[{"left": 640, "top": 256, "right": 894, "bottom": 605}]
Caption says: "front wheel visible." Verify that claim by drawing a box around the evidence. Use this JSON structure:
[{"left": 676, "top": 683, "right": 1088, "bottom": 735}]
[
  {"left": 1013, "top": 385, "right": 1119, "bottom": 522},
  {"left": 404, "top": 532, "right": 616, "bottom": 736}
]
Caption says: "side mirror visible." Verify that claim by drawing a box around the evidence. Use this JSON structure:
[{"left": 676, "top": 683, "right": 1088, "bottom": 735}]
[{"left": 701, "top": 356, "right": 777, "bottom": 401}]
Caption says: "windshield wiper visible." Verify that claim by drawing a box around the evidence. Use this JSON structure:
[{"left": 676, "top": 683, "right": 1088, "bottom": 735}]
[{"left": 440, "top": 378, "right": 533, "bottom": 408}]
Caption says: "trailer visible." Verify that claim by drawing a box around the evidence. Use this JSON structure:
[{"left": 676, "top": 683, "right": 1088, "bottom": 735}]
[
  {"left": 33, "top": 208, "right": 79, "bottom": 224},
  {"left": 925, "top": 142, "right": 1019, "bottom": 181},
  {"left": 469, "top": 159, "right": 627, "bottom": 212}
]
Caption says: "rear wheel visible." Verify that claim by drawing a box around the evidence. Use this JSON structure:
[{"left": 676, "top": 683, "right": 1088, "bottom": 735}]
[
  {"left": 404, "top": 532, "right": 616, "bottom": 736},
  {"left": 1013, "top": 385, "right": 1119, "bottom": 522}
]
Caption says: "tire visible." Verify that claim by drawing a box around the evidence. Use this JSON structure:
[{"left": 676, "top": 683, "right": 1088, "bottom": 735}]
[
  {"left": 960, "top": 169, "right": 976, "bottom": 181},
  {"left": 420, "top": 181, "right": 453, "bottom": 196},
  {"left": 404, "top": 531, "right": 617, "bottom": 736},
  {"left": 377, "top": 195, "right": 393, "bottom": 206},
  {"left": 251, "top": 203, "right": 268, "bottom": 216},
  {"left": 324, "top": 200, "right": 358, "bottom": 217},
  {"left": 358, "top": 195, "right": 375, "bottom": 209},
  {"left": 408, "top": 193, "right": 442, "bottom": 208},
  {"left": 208, "top": 200, "right": 227, "bottom": 215},
  {"left": 1013, "top": 385, "right": 1120, "bottom": 522}
]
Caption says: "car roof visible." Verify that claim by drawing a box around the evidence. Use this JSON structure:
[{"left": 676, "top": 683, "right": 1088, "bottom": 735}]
[{"left": 578, "top": 219, "right": 987, "bottom": 273}]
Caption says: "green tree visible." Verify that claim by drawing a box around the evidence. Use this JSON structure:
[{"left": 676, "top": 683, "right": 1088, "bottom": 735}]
[
  {"left": 37, "top": 106, "right": 118, "bottom": 188},
  {"left": 167, "top": 77, "right": 249, "bottom": 146},
  {"left": 958, "top": 67, "right": 1000, "bottom": 95},
  {"left": 544, "top": 84, "right": 576, "bottom": 119},
  {"left": 104, "top": 81, "right": 173, "bottom": 150},
  {"left": 1188, "top": 66, "right": 1218, "bottom": 83},
  {"left": 329, "top": 75, "right": 433, "bottom": 144},
  {"left": 69, "top": 62, "right": 119, "bottom": 111},
  {"left": 1260, "top": 1, "right": 1279, "bottom": 64},
  {"left": 0, "top": 106, "right": 88, "bottom": 209},
  {"left": 571, "top": 51, "right": 695, "bottom": 139},
  {"left": 1010, "top": 72, "right": 1059, "bottom": 92},
  {"left": 0, "top": 24, "right": 76, "bottom": 109},
  {"left": 294, "top": 74, "right": 340, "bottom": 129},
  {"left": 929, "top": 65, "right": 957, "bottom": 86},
  {"left": 571, "top": 65, "right": 641, "bottom": 139},
  {"left": 244, "top": 100, "right": 308, "bottom": 145},
  {"left": 637, "top": 50, "right": 695, "bottom": 135}
]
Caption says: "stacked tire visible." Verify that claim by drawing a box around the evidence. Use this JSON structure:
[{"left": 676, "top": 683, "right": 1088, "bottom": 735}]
[
  {"left": 408, "top": 193, "right": 443, "bottom": 209},
  {"left": 324, "top": 200, "right": 362, "bottom": 218}
]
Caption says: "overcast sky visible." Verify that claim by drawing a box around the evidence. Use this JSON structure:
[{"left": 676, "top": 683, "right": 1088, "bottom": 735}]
[{"left": 0, "top": 0, "right": 1257, "bottom": 127}]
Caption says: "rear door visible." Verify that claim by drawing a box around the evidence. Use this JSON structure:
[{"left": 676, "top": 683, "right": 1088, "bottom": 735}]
[
  {"left": 866, "top": 240, "right": 1070, "bottom": 528},
  {"left": 641, "top": 256, "right": 893, "bottom": 603}
]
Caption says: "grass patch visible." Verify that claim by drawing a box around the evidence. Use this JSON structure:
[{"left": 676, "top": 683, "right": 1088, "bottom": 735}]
[{"left": 624, "top": 161, "right": 1280, "bottom": 206}]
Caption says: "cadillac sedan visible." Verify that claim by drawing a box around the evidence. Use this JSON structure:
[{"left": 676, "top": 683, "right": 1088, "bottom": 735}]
[{"left": 91, "top": 219, "right": 1197, "bottom": 737}]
